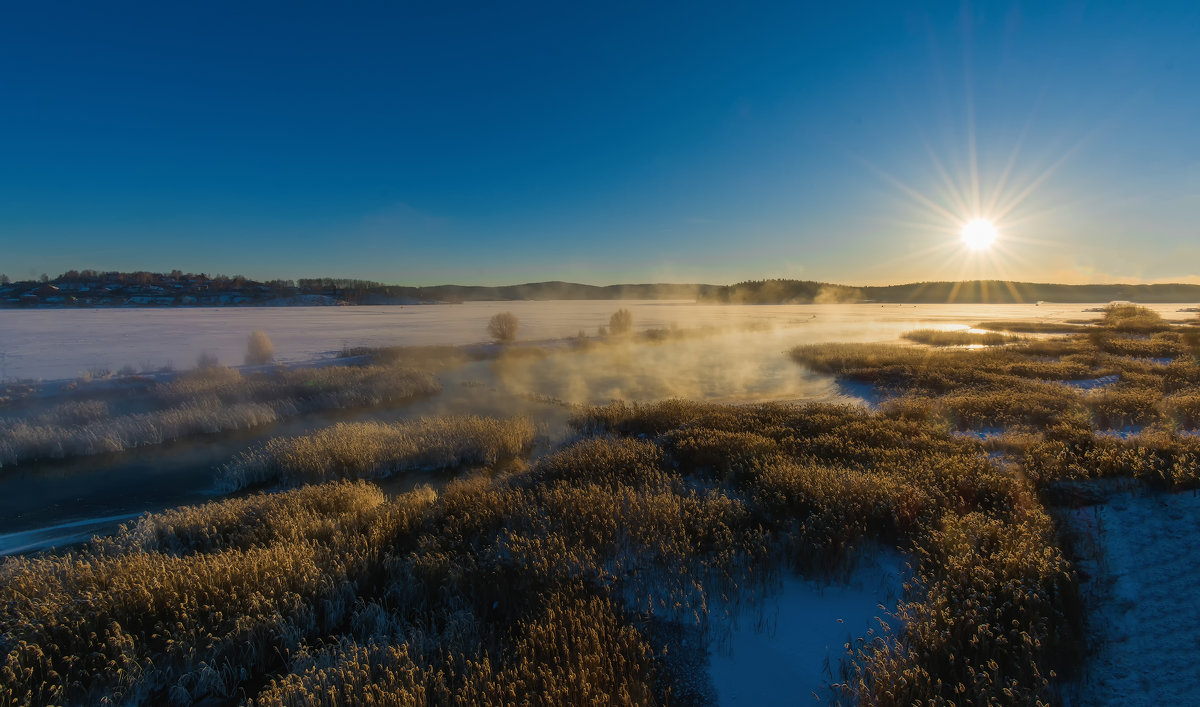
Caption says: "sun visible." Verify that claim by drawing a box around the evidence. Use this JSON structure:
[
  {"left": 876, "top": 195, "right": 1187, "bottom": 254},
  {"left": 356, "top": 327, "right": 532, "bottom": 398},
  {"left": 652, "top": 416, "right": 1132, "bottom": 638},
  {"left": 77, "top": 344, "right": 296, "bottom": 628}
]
[{"left": 961, "top": 218, "right": 997, "bottom": 251}]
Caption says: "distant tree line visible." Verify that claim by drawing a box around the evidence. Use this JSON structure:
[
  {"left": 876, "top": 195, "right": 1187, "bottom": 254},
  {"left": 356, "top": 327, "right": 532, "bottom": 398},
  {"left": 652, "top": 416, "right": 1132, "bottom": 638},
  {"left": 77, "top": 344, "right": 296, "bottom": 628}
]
[
  {"left": 699, "top": 279, "right": 864, "bottom": 304},
  {"left": 701, "top": 279, "right": 1200, "bottom": 304},
  {"left": 5, "top": 271, "right": 1200, "bottom": 307}
]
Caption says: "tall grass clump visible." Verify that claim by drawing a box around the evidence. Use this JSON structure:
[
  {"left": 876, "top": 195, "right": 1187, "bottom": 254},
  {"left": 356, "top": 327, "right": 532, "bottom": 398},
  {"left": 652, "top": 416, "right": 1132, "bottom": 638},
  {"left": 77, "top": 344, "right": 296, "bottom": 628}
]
[
  {"left": 842, "top": 507, "right": 1079, "bottom": 704},
  {"left": 902, "top": 328, "right": 1015, "bottom": 346},
  {"left": 219, "top": 415, "right": 536, "bottom": 490},
  {"left": 1098, "top": 303, "right": 1171, "bottom": 333}
]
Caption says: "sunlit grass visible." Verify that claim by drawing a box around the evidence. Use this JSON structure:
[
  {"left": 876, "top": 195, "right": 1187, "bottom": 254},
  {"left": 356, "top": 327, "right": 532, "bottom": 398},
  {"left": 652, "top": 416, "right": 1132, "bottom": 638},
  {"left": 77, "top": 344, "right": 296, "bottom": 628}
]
[
  {"left": 1099, "top": 302, "right": 1173, "bottom": 333},
  {"left": 218, "top": 415, "right": 536, "bottom": 490},
  {"left": 902, "top": 328, "right": 1016, "bottom": 346},
  {"left": 976, "top": 320, "right": 1089, "bottom": 333},
  {"left": 792, "top": 311, "right": 1200, "bottom": 439}
]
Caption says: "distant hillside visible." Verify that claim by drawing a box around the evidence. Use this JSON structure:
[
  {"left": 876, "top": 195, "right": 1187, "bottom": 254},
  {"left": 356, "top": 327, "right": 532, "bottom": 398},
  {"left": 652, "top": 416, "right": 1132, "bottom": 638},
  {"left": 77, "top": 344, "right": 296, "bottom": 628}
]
[{"left": 701, "top": 279, "right": 1200, "bottom": 304}]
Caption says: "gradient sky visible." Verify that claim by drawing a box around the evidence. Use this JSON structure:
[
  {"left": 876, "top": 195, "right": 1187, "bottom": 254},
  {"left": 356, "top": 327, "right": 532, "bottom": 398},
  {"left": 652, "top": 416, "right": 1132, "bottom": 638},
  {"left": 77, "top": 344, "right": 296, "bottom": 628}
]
[{"left": 2, "top": 1, "right": 1198, "bottom": 286}]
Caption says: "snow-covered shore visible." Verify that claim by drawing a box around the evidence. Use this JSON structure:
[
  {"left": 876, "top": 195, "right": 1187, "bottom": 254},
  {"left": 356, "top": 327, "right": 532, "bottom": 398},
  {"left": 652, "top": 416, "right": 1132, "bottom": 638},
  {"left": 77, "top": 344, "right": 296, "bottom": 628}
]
[{"left": 1059, "top": 488, "right": 1200, "bottom": 705}]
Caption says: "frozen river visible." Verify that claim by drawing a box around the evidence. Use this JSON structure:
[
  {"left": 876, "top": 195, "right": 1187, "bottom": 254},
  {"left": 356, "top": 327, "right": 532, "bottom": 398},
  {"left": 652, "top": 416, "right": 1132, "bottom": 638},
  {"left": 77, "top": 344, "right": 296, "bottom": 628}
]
[{"left": 0, "top": 300, "right": 1172, "bottom": 382}]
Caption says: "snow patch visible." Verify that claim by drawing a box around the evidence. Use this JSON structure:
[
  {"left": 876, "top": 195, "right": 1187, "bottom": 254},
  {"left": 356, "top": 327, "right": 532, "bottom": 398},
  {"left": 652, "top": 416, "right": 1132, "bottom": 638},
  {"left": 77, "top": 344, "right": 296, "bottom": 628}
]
[
  {"left": 1095, "top": 425, "right": 1142, "bottom": 439},
  {"left": 954, "top": 427, "right": 1005, "bottom": 440},
  {"left": 1059, "top": 489, "right": 1200, "bottom": 705},
  {"left": 1063, "top": 375, "right": 1120, "bottom": 389},
  {"left": 834, "top": 379, "right": 887, "bottom": 407}
]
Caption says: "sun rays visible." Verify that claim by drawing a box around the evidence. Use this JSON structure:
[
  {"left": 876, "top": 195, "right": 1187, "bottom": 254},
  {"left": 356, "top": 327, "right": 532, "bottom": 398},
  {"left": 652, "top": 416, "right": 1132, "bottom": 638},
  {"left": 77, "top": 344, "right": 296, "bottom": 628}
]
[{"left": 852, "top": 94, "right": 1113, "bottom": 302}]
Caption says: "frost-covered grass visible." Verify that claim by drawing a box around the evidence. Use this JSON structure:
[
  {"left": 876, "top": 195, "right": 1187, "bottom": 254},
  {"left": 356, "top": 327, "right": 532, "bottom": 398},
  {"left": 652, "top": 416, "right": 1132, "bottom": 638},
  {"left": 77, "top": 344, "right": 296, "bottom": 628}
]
[
  {"left": 0, "top": 400, "right": 1078, "bottom": 705},
  {"left": 575, "top": 401, "right": 1078, "bottom": 704},
  {"left": 1099, "top": 302, "right": 1175, "bottom": 333},
  {"left": 0, "top": 400, "right": 287, "bottom": 467},
  {"left": 788, "top": 303, "right": 1200, "bottom": 701},
  {"left": 218, "top": 415, "right": 537, "bottom": 491},
  {"left": 0, "top": 364, "right": 440, "bottom": 467},
  {"left": 792, "top": 305, "right": 1200, "bottom": 436}
]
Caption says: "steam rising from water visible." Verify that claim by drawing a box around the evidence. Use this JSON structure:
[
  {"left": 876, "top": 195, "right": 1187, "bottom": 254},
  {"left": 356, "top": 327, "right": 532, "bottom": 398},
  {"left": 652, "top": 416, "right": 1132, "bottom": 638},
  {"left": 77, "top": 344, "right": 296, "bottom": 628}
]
[{"left": 474, "top": 330, "right": 840, "bottom": 405}]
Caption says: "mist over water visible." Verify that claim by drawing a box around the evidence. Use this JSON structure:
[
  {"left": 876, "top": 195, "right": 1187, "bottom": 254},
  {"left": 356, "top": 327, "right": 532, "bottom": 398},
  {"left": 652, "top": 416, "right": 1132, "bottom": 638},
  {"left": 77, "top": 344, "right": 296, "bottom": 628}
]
[{"left": 467, "top": 330, "right": 836, "bottom": 405}]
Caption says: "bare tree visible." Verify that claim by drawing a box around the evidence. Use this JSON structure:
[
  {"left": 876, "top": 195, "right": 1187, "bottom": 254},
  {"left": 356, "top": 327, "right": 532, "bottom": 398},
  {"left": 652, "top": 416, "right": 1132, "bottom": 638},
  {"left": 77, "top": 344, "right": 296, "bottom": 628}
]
[
  {"left": 609, "top": 308, "right": 633, "bottom": 336},
  {"left": 488, "top": 312, "right": 519, "bottom": 343}
]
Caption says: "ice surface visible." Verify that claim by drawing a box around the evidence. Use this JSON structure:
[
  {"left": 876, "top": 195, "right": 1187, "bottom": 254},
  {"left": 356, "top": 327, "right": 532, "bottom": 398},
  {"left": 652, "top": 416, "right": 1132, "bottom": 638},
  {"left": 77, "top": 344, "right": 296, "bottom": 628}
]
[
  {"left": 0, "top": 301, "right": 1130, "bottom": 382},
  {"left": 708, "top": 551, "right": 907, "bottom": 705}
]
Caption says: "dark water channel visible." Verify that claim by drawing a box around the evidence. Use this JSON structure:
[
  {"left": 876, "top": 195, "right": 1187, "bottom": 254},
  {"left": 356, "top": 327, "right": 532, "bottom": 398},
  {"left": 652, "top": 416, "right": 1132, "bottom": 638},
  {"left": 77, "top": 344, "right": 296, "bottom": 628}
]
[{"left": 0, "top": 371, "right": 577, "bottom": 556}]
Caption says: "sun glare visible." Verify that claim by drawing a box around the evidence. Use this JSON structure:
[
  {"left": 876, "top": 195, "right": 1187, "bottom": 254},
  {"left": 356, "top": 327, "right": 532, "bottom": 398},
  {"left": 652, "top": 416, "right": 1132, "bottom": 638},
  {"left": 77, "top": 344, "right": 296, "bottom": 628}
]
[{"left": 961, "top": 219, "right": 997, "bottom": 251}]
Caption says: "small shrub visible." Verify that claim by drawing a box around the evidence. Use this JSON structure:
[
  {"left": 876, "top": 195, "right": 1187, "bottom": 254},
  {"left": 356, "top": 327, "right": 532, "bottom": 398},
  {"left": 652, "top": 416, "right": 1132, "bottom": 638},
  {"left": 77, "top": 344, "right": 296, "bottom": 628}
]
[
  {"left": 487, "top": 312, "right": 519, "bottom": 343},
  {"left": 245, "top": 330, "right": 275, "bottom": 365},
  {"left": 196, "top": 351, "right": 220, "bottom": 369}
]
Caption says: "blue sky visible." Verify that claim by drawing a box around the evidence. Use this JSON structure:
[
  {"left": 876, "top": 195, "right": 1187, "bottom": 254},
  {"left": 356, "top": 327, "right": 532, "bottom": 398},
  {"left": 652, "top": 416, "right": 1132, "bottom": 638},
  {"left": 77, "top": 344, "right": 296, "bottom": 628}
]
[{"left": 2, "top": 1, "right": 1198, "bottom": 285}]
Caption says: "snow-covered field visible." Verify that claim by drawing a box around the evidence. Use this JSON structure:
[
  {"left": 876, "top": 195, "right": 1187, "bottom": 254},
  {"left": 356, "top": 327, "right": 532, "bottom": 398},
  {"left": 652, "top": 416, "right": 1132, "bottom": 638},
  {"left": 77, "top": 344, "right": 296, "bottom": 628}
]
[
  {"left": 1060, "top": 489, "right": 1200, "bottom": 705},
  {"left": 709, "top": 551, "right": 907, "bottom": 705}
]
